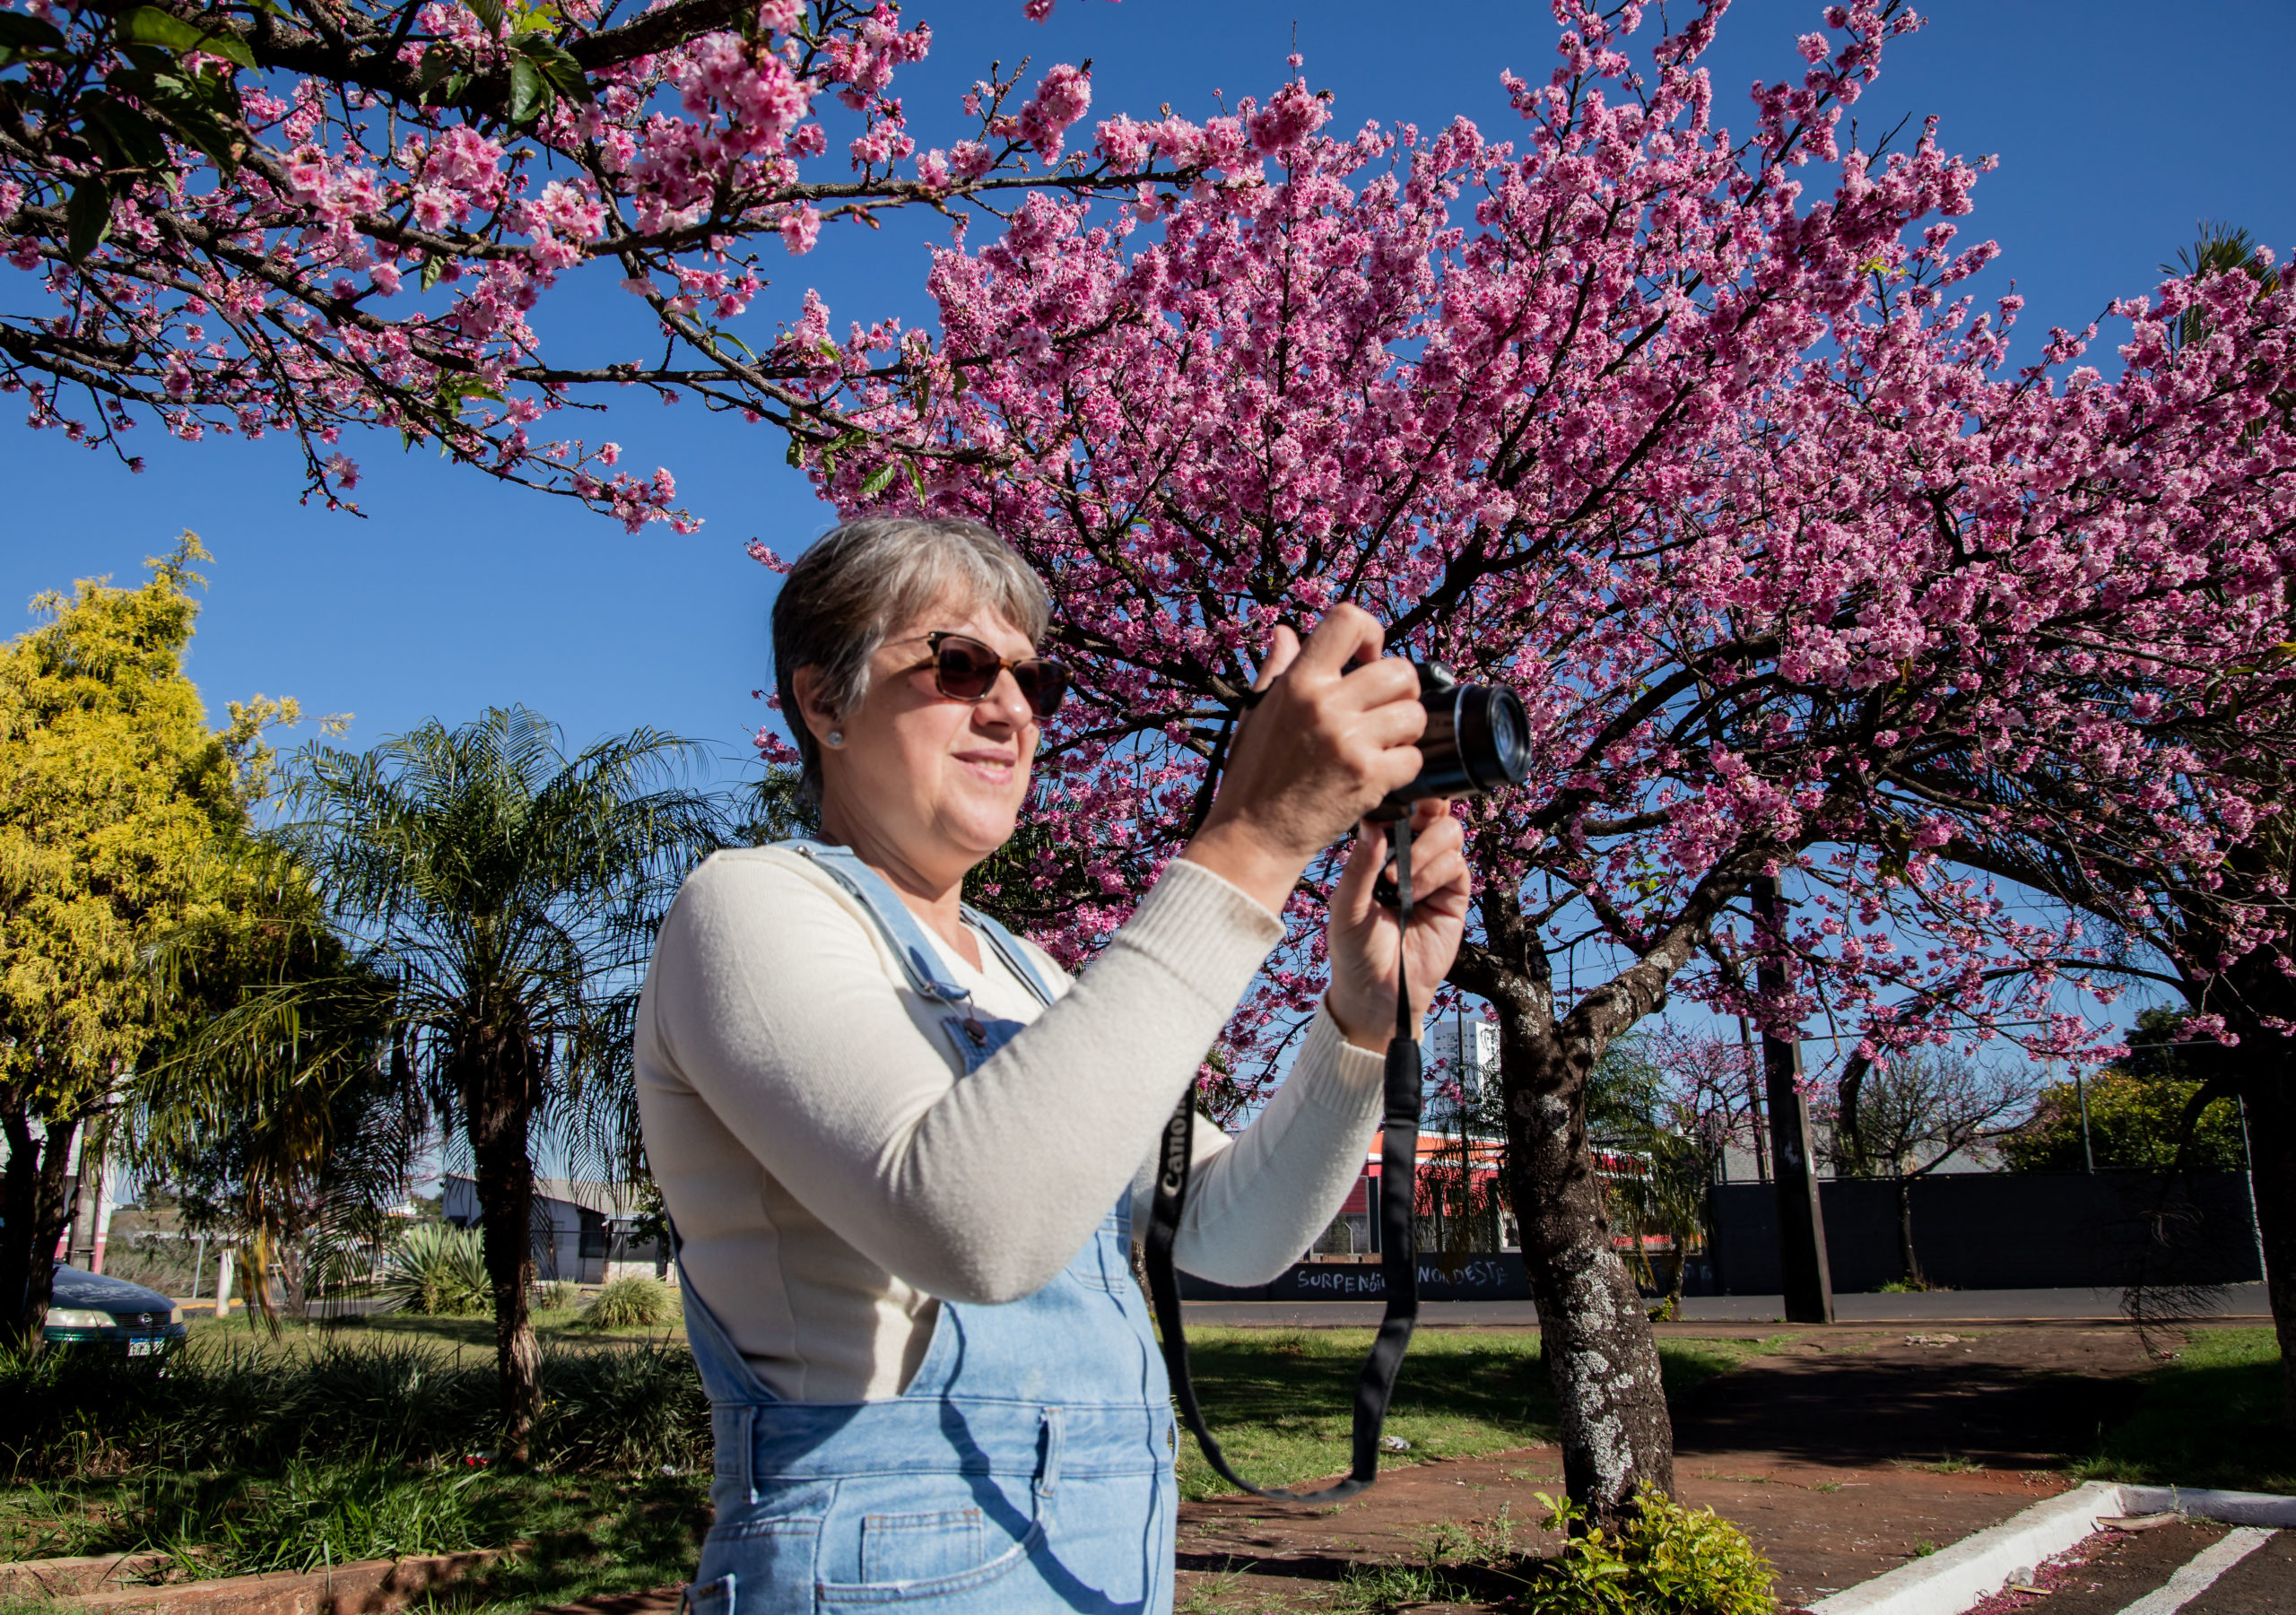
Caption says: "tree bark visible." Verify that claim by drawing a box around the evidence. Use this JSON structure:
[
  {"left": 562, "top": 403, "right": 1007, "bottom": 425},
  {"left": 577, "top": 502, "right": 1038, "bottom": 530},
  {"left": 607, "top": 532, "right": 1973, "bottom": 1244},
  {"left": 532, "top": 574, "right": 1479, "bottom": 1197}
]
[
  {"left": 1, "top": 1104, "right": 83, "bottom": 1348},
  {"left": 458, "top": 1022, "right": 542, "bottom": 1463},
  {"left": 1473, "top": 949, "right": 1674, "bottom": 1528},
  {"left": 2224, "top": 1037, "right": 2295, "bottom": 1428},
  {"left": 1895, "top": 1175, "right": 1923, "bottom": 1289},
  {"left": 1836, "top": 1053, "right": 1872, "bottom": 1178}
]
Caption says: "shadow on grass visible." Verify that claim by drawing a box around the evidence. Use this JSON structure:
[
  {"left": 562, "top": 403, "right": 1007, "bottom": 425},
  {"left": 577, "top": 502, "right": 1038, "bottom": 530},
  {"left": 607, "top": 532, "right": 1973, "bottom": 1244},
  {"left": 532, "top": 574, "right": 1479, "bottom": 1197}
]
[
  {"left": 455, "top": 1474, "right": 708, "bottom": 1615},
  {"left": 2076, "top": 1328, "right": 2294, "bottom": 1494},
  {"left": 1168, "top": 1327, "right": 1777, "bottom": 1500}
]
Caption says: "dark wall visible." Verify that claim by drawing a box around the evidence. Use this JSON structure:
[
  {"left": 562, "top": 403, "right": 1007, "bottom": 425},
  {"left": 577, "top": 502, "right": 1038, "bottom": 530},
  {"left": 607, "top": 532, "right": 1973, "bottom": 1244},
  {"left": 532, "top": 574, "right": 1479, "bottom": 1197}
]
[{"left": 1707, "top": 1171, "right": 2264, "bottom": 1294}]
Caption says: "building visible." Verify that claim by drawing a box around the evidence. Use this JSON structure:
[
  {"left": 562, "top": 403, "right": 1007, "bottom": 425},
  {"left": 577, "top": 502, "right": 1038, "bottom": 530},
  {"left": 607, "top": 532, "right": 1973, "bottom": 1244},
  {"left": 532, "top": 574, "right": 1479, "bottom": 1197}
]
[
  {"left": 1424, "top": 1014, "right": 1500, "bottom": 1126},
  {"left": 440, "top": 1176, "right": 673, "bottom": 1285}
]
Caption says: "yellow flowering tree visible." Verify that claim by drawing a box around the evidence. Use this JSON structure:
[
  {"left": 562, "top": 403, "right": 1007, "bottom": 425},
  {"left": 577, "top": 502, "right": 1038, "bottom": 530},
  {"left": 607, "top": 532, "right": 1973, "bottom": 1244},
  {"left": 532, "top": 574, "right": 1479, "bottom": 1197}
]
[{"left": 0, "top": 534, "right": 294, "bottom": 1345}]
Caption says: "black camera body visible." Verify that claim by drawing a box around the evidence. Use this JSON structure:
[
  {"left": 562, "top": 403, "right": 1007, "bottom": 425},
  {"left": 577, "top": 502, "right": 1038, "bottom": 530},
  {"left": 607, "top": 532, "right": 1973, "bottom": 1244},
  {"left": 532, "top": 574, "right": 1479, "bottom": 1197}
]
[{"left": 1367, "top": 662, "right": 1529, "bottom": 820}]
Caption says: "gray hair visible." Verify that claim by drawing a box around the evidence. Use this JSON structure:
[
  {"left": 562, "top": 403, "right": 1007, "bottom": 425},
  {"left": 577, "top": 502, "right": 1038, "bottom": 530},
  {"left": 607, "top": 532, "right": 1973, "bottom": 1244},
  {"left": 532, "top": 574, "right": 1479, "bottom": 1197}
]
[{"left": 772, "top": 516, "right": 1053, "bottom": 803}]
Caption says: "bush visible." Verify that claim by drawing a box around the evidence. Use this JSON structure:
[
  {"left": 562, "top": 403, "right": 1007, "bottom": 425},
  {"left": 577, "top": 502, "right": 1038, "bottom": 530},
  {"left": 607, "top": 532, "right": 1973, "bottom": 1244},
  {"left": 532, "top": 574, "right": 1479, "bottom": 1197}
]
[
  {"left": 534, "top": 1280, "right": 582, "bottom": 1311},
  {"left": 1523, "top": 1489, "right": 1774, "bottom": 1615},
  {"left": 0, "top": 1335, "right": 709, "bottom": 1479},
  {"left": 375, "top": 1224, "right": 491, "bottom": 1317},
  {"left": 576, "top": 1276, "right": 675, "bottom": 1332}
]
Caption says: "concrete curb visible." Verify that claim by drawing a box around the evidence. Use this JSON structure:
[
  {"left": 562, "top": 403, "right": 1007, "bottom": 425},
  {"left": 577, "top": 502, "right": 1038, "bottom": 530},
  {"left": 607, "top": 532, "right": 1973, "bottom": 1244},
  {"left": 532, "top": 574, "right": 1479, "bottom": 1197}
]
[
  {"left": 1805, "top": 1482, "right": 2127, "bottom": 1615},
  {"left": 2118, "top": 1485, "right": 2296, "bottom": 1529},
  {"left": 1806, "top": 1480, "right": 2296, "bottom": 1615},
  {"left": 0, "top": 1549, "right": 516, "bottom": 1615},
  {"left": 0, "top": 1554, "right": 180, "bottom": 1599}
]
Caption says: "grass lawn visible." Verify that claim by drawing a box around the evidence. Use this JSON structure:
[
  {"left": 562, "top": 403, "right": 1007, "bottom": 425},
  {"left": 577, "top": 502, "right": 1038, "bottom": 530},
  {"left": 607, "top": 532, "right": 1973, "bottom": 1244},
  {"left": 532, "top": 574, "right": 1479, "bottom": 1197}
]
[
  {"left": 1168, "top": 1328, "right": 1791, "bottom": 1500},
  {"left": 0, "top": 1463, "right": 710, "bottom": 1612},
  {"left": 2073, "top": 1327, "right": 2295, "bottom": 1496}
]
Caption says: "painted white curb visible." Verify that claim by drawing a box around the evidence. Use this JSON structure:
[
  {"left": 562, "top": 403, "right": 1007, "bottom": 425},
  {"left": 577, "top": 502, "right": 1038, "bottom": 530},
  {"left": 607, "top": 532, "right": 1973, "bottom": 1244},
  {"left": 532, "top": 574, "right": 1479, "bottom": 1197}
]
[
  {"left": 1805, "top": 1480, "right": 2296, "bottom": 1615},
  {"left": 2118, "top": 1485, "right": 2296, "bottom": 1529},
  {"left": 1805, "top": 1482, "right": 2127, "bottom": 1615}
]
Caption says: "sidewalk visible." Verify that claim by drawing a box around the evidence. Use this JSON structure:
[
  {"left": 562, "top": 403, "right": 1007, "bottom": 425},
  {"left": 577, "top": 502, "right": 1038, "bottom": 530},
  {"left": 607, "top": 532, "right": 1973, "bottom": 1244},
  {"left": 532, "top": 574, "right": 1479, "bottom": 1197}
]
[{"left": 1182, "top": 1281, "right": 2272, "bottom": 1330}]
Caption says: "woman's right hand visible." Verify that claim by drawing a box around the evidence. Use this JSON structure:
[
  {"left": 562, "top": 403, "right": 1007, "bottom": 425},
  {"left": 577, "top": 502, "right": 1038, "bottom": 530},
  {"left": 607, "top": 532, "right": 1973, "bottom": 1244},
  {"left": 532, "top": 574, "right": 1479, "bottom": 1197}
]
[{"left": 1180, "top": 605, "right": 1428, "bottom": 916}]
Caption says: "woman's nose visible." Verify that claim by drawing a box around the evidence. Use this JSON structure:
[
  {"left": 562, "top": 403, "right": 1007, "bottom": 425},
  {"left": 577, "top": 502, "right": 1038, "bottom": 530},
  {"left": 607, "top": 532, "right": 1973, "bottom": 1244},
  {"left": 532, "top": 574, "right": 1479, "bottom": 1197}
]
[{"left": 976, "top": 669, "right": 1032, "bottom": 732}]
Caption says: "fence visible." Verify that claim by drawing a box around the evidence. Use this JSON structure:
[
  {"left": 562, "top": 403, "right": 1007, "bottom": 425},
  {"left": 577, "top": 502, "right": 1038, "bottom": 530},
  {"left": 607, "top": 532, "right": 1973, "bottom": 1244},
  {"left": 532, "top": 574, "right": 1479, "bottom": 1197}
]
[{"left": 1704, "top": 1169, "right": 2265, "bottom": 1295}]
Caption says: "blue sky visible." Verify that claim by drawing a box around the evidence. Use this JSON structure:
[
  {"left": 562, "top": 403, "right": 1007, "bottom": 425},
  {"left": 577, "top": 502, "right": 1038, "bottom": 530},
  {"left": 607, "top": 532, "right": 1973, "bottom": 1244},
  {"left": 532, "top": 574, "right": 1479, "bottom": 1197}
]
[
  {"left": 5, "top": 0, "right": 2290, "bottom": 780},
  {"left": 11, "top": 0, "right": 2283, "bottom": 1189}
]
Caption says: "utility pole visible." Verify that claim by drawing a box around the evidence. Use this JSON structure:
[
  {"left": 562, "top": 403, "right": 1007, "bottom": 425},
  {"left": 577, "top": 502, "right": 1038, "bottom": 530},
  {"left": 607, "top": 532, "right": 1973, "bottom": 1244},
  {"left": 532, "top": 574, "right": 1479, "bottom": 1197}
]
[{"left": 1752, "top": 874, "right": 1835, "bottom": 1324}]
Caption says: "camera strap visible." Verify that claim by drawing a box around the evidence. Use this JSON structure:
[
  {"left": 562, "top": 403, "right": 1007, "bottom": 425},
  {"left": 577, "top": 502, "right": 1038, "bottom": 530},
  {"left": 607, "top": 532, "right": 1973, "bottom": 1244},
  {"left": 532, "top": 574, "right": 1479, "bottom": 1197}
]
[{"left": 1143, "top": 817, "right": 1422, "bottom": 1503}]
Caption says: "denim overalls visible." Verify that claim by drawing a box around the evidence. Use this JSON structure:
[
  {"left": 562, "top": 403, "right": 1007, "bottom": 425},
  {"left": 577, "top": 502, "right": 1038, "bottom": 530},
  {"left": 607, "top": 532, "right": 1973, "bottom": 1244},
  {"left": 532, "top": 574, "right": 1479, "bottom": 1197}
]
[{"left": 679, "top": 840, "right": 1179, "bottom": 1615}]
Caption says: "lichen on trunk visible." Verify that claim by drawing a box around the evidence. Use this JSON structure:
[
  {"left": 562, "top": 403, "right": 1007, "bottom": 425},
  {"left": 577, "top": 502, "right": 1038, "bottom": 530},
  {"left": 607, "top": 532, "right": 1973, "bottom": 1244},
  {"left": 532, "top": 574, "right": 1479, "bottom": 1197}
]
[{"left": 1455, "top": 875, "right": 1735, "bottom": 1526}]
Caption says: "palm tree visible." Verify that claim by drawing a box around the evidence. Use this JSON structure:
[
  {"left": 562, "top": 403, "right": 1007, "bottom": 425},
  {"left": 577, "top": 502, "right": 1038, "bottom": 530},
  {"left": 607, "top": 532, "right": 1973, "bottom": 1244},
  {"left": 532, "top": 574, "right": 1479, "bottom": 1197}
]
[
  {"left": 132, "top": 886, "right": 416, "bottom": 1325},
  {"left": 224, "top": 708, "right": 720, "bottom": 1455}
]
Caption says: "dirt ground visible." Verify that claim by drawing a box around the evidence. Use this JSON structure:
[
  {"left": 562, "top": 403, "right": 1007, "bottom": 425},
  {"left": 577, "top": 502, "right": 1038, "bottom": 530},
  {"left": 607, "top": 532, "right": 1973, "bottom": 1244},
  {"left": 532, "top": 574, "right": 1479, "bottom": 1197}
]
[{"left": 1172, "top": 1324, "right": 2161, "bottom": 1612}]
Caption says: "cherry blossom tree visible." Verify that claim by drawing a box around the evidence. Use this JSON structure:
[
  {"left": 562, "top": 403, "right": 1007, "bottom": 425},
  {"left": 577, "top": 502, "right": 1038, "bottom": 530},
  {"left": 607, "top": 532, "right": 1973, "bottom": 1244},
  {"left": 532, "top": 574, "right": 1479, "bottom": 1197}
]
[
  {"left": 1864, "top": 231, "right": 2296, "bottom": 1421},
  {"left": 786, "top": 0, "right": 2296, "bottom": 1518},
  {"left": 0, "top": 0, "right": 1210, "bottom": 525}
]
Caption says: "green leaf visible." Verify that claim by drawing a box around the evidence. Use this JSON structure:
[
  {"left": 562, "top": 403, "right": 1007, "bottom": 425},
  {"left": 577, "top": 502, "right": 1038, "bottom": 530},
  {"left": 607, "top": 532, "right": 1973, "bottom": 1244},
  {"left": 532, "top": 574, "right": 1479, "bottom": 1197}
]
[
  {"left": 785, "top": 434, "right": 804, "bottom": 468},
  {"left": 112, "top": 63, "right": 248, "bottom": 175},
  {"left": 413, "top": 48, "right": 457, "bottom": 102},
  {"left": 0, "top": 12, "right": 65, "bottom": 49},
  {"left": 517, "top": 36, "right": 590, "bottom": 102},
  {"left": 906, "top": 459, "right": 927, "bottom": 502},
  {"left": 79, "top": 92, "right": 172, "bottom": 171},
  {"left": 65, "top": 178, "right": 112, "bottom": 261},
  {"left": 467, "top": 0, "right": 504, "bottom": 34},
  {"left": 506, "top": 56, "right": 545, "bottom": 124},
  {"left": 857, "top": 461, "right": 899, "bottom": 499},
  {"left": 419, "top": 254, "right": 447, "bottom": 292},
  {"left": 117, "top": 6, "right": 256, "bottom": 70}
]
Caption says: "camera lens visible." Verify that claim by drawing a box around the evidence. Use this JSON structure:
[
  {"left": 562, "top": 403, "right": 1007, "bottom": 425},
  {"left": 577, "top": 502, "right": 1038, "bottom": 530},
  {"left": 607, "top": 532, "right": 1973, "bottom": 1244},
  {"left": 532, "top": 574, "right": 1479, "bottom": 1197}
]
[
  {"left": 1474, "top": 686, "right": 1528, "bottom": 790},
  {"left": 1373, "top": 673, "right": 1530, "bottom": 816}
]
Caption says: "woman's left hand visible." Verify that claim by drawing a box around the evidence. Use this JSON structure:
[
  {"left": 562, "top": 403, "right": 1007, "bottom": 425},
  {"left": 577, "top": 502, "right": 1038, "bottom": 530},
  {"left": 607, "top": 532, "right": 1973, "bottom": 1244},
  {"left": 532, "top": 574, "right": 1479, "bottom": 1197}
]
[{"left": 1324, "top": 798, "right": 1472, "bottom": 1050}]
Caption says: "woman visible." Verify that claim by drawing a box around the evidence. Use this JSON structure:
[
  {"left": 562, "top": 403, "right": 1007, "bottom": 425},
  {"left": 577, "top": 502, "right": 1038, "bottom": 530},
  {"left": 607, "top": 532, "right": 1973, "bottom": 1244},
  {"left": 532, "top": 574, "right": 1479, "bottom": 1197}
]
[{"left": 635, "top": 516, "right": 1468, "bottom": 1614}]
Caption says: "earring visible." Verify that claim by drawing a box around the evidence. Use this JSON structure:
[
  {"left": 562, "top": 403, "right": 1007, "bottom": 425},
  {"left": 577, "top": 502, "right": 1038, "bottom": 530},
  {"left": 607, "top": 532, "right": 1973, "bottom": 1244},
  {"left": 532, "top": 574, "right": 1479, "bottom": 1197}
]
[{"left": 826, "top": 730, "right": 844, "bottom": 748}]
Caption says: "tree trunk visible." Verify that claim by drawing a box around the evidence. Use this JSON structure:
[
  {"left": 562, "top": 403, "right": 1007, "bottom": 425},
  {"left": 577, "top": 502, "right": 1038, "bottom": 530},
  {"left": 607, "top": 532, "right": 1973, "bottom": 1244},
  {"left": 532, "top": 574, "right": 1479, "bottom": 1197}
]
[
  {"left": 1895, "top": 1175, "right": 1923, "bottom": 1289},
  {"left": 0, "top": 1105, "right": 83, "bottom": 1349},
  {"left": 460, "top": 1027, "right": 542, "bottom": 1463},
  {"left": 1489, "top": 990, "right": 1675, "bottom": 1526},
  {"left": 2226, "top": 1038, "right": 2295, "bottom": 1428},
  {"left": 1836, "top": 1053, "right": 1872, "bottom": 1178}
]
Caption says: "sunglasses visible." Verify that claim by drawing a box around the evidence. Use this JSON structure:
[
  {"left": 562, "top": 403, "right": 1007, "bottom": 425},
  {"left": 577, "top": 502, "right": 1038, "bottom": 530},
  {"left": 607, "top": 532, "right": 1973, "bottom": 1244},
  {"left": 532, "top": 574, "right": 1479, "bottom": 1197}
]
[{"left": 900, "top": 631, "right": 1070, "bottom": 719}]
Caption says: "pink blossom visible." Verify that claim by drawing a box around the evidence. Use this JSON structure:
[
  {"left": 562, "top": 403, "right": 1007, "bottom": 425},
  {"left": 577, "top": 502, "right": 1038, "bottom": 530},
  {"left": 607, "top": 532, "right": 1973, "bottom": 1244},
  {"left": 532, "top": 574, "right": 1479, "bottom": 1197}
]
[
  {"left": 780, "top": 204, "right": 822, "bottom": 255},
  {"left": 1015, "top": 63, "right": 1091, "bottom": 161}
]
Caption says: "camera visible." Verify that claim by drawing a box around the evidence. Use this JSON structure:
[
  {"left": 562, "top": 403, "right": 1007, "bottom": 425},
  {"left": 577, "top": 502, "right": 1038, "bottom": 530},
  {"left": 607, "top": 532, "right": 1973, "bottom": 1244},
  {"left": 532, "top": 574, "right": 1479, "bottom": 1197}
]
[{"left": 1367, "top": 662, "right": 1529, "bottom": 820}]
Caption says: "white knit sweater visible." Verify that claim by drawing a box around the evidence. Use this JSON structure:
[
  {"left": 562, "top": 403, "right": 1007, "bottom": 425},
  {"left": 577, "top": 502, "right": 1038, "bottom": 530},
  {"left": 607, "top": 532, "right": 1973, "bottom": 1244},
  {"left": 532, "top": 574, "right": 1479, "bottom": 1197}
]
[{"left": 633, "top": 847, "right": 1388, "bottom": 1402}]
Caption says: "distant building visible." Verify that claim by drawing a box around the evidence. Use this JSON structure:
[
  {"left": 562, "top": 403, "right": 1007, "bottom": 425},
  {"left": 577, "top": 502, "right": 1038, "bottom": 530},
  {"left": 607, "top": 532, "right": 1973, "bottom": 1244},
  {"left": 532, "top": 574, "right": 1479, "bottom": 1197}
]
[
  {"left": 440, "top": 1176, "right": 673, "bottom": 1285},
  {"left": 1424, "top": 1014, "right": 1500, "bottom": 1126}
]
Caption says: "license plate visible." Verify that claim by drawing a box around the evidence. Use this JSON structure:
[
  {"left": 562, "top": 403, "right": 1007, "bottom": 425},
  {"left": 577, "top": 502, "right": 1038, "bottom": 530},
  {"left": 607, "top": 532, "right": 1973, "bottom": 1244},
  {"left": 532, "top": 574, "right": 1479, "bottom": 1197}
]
[{"left": 126, "top": 1338, "right": 159, "bottom": 1357}]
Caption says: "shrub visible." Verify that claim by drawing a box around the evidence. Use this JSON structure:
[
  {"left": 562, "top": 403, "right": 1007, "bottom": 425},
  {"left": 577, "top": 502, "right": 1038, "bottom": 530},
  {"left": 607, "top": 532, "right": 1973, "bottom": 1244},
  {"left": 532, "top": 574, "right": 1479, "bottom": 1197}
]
[
  {"left": 534, "top": 1280, "right": 583, "bottom": 1311},
  {"left": 1523, "top": 1489, "right": 1774, "bottom": 1615},
  {"left": 375, "top": 1224, "right": 491, "bottom": 1317},
  {"left": 576, "top": 1276, "right": 675, "bottom": 1332},
  {"left": 0, "top": 1335, "right": 708, "bottom": 1479},
  {"left": 534, "top": 1341, "right": 709, "bottom": 1472}
]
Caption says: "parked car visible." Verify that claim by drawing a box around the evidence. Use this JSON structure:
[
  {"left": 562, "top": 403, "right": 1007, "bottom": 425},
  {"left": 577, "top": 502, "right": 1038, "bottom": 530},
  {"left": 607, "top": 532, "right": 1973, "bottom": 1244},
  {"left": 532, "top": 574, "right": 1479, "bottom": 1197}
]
[{"left": 44, "top": 1264, "right": 187, "bottom": 1357}]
